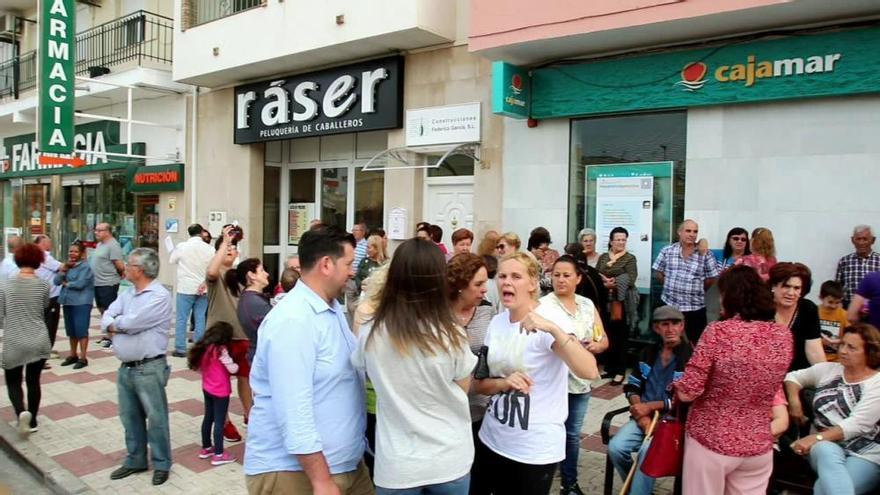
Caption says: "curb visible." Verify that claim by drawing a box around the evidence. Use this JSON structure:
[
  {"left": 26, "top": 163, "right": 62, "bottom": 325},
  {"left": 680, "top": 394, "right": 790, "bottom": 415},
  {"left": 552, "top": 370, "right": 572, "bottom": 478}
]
[{"left": 0, "top": 420, "right": 96, "bottom": 495}]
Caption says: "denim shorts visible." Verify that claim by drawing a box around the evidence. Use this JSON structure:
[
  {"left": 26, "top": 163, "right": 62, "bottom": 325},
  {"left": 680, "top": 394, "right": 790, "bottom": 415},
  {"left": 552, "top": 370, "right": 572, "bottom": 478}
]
[{"left": 94, "top": 284, "right": 119, "bottom": 312}]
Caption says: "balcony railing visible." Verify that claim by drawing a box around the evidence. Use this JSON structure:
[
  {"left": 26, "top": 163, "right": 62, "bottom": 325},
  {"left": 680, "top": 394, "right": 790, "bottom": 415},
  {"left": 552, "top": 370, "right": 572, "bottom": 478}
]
[
  {"left": 185, "top": 0, "right": 264, "bottom": 28},
  {"left": 0, "top": 11, "right": 173, "bottom": 100}
]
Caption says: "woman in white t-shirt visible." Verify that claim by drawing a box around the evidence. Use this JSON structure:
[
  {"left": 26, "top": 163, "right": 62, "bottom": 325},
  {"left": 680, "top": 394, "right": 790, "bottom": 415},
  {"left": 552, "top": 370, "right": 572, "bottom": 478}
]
[
  {"left": 472, "top": 252, "right": 600, "bottom": 495},
  {"left": 351, "top": 238, "right": 477, "bottom": 494}
]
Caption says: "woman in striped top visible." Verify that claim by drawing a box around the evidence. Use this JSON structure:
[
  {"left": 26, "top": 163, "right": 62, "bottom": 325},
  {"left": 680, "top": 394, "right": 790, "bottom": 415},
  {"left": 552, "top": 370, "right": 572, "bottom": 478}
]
[{"left": 1, "top": 243, "right": 51, "bottom": 435}]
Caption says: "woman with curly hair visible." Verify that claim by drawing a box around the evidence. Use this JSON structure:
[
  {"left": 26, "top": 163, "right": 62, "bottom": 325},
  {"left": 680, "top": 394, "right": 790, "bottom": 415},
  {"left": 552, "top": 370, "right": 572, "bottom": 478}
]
[
  {"left": 675, "top": 265, "right": 793, "bottom": 494},
  {"left": 770, "top": 262, "right": 826, "bottom": 371}
]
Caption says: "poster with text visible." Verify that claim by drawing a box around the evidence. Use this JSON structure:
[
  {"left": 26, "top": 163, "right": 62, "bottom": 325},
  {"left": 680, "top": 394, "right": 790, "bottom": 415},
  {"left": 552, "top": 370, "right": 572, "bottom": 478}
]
[
  {"left": 595, "top": 177, "right": 654, "bottom": 290},
  {"left": 288, "top": 203, "right": 315, "bottom": 245}
]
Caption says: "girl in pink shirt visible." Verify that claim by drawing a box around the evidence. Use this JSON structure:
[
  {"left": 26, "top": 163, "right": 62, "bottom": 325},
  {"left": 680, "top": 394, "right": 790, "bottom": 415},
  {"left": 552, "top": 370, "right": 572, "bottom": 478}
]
[{"left": 188, "top": 322, "right": 239, "bottom": 466}]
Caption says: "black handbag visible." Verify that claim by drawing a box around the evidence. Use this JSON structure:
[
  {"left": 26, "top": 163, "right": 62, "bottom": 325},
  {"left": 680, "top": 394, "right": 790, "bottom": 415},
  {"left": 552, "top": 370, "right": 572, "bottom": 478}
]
[{"left": 473, "top": 346, "right": 490, "bottom": 379}]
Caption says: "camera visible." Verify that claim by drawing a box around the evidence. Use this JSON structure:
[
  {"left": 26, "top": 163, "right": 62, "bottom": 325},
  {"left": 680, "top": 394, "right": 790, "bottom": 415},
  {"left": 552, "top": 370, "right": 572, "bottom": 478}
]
[{"left": 225, "top": 223, "right": 244, "bottom": 242}]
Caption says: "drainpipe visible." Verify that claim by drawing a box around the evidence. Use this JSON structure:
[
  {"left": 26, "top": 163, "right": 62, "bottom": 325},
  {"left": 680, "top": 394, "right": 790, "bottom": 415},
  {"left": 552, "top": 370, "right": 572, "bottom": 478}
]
[{"left": 190, "top": 86, "right": 199, "bottom": 225}]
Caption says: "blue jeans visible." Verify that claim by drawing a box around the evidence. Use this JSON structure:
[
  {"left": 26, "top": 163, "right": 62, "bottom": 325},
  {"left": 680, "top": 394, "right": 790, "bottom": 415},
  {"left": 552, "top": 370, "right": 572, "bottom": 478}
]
[
  {"left": 376, "top": 474, "right": 469, "bottom": 494},
  {"left": 810, "top": 440, "right": 880, "bottom": 495},
  {"left": 174, "top": 293, "right": 207, "bottom": 353},
  {"left": 117, "top": 357, "right": 172, "bottom": 471},
  {"left": 560, "top": 392, "right": 591, "bottom": 488},
  {"left": 607, "top": 419, "right": 656, "bottom": 495}
]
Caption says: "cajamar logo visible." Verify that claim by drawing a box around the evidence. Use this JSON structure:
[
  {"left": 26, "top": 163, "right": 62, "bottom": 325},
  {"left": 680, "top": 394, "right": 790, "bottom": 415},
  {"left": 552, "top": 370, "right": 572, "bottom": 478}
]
[
  {"left": 510, "top": 73, "right": 523, "bottom": 95},
  {"left": 675, "top": 52, "right": 842, "bottom": 91}
]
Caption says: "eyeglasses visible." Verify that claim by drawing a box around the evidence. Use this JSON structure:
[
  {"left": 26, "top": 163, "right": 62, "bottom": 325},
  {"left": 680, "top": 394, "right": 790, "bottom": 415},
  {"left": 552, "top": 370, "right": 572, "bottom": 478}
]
[
  {"left": 730, "top": 236, "right": 748, "bottom": 242},
  {"left": 496, "top": 244, "right": 505, "bottom": 250}
]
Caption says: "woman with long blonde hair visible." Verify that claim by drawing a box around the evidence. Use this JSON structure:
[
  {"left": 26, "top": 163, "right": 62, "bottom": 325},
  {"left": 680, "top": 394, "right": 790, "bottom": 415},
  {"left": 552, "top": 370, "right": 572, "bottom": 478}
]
[
  {"left": 737, "top": 227, "right": 777, "bottom": 281},
  {"left": 355, "top": 234, "right": 387, "bottom": 293},
  {"left": 351, "top": 239, "right": 476, "bottom": 493}
]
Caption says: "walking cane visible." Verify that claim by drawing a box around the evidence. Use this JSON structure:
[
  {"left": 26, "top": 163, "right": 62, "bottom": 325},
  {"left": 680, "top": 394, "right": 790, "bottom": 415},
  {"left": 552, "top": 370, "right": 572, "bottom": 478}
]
[{"left": 618, "top": 410, "right": 660, "bottom": 495}]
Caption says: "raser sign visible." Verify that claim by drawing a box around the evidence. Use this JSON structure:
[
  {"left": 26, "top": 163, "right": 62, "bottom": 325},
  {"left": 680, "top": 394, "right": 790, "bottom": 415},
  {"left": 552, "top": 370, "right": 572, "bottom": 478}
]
[{"left": 234, "top": 57, "right": 403, "bottom": 144}]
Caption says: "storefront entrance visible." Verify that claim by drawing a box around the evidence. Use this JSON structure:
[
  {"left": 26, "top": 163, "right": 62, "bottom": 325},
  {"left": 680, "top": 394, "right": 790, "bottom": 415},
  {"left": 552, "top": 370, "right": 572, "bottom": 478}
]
[{"left": 262, "top": 132, "right": 387, "bottom": 277}]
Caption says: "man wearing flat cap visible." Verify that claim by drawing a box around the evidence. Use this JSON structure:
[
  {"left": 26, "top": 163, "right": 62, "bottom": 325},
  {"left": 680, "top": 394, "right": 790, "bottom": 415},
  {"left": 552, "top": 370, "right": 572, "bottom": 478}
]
[{"left": 607, "top": 306, "right": 693, "bottom": 495}]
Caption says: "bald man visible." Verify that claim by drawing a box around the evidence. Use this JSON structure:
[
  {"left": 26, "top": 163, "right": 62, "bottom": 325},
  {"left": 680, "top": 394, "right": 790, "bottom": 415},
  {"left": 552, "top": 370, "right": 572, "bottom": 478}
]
[
  {"left": 0, "top": 234, "right": 22, "bottom": 280},
  {"left": 652, "top": 220, "right": 720, "bottom": 342}
]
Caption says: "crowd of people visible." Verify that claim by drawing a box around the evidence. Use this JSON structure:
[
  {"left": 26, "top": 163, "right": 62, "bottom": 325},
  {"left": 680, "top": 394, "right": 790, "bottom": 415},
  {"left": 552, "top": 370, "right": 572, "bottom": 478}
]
[{"left": 0, "top": 218, "right": 879, "bottom": 495}]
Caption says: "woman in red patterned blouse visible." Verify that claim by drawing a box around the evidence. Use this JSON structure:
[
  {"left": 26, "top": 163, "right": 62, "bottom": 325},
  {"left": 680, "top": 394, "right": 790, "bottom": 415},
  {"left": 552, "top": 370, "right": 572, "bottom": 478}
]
[{"left": 675, "top": 265, "right": 794, "bottom": 495}]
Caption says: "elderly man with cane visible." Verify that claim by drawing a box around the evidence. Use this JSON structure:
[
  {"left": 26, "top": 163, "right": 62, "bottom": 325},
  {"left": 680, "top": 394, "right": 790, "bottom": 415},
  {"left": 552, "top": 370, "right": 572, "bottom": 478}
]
[{"left": 608, "top": 306, "right": 693, "bottom": 495}]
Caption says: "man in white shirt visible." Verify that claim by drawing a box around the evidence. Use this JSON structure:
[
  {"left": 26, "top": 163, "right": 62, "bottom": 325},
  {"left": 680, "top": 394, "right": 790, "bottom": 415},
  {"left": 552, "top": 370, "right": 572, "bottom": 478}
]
[
  {"left": 0, "top": 234, "right": 22, "bottom": 280},
  {"left": 169, "top": 224, "right": 215, "bottom": 357},
  {"left": 34, "top": 235, "right": 63, "bottom": 355}
]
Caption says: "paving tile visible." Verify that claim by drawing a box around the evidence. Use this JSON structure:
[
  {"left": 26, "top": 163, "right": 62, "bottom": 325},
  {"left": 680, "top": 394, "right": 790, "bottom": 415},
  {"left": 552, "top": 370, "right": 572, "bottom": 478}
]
[
  {"left": 170, "top": 369, "right": 200, "bottom": 382},
  {"left": 93, "top": 371, "right": 119, "bottom": 384},
  {"left": 39, "top": 371, "right": 68, "bottom": 384},
  {"left": 80, "top": 401, "right": 119, "bottom": 420},
  {"left": 169, "top": 399, "right": 205, "bottom": 417},
  {"left": 171, "top": 443, "right": 214, "bottom": 474},
  {"left": 0, "top": 406, "right": 15, "bottom": 422},
  {"left": 59, "top": 371, "right": 106, "bottom": 385},
  {"left": 52, "top": 446, "right": 124, "bottom": 478},
  {"left": 40, "top": 402, "right": 86, "bottom": 421},
  {"left": 580, "top": 433, "right": 608, "bottom": 454},
  {"left": 591, "top": 382, "right": 626, "bottom": 400}
]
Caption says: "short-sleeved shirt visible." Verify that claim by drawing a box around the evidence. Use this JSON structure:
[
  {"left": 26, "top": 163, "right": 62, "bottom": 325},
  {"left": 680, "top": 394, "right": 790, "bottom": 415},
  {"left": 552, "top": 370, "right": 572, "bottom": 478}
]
[
  {"left": 836, "top": 251, "right": 880, "bottom": 305},
  {"left": 90, "top": 238, "right": 123, "bottom": 286},
  {"left": 652, "top": 243, "right": 720, "bottom": 312},
  {"left": 857, "top": 272, "right": 880, "bottom": 329},
  {"left": 818, "top": 306, "right": 849, "bottom": 360},
  {"left": 351, "top": 322, "right": 476, "bottom": 489},
  {"left": 538, "top": 293, "right": 602, "bottom": 394},
  {"left": 478, "top": 308, "right": 569, "bottom": 465},
  {"left": 207, "top": 268, "right": 247, "bottom": 341},
  {"left": 790, "top": 299, "right": 822, "bottom": 371}
]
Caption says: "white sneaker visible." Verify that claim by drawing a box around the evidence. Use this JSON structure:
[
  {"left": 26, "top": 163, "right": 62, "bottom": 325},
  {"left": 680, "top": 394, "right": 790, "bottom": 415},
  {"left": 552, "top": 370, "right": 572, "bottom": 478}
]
[{"left": 18, "top": 411, "right": 32, "bottom": 436}]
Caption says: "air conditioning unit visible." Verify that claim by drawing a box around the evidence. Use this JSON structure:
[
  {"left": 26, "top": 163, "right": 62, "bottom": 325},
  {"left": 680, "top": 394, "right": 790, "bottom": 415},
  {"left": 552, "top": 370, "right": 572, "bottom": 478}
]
[{"left": 0, "top": 14, "right": 17, "bottom": 38}]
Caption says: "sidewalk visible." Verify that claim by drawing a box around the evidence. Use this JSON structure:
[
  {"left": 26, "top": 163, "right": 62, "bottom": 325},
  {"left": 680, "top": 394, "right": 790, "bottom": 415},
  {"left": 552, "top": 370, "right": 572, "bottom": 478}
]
[{"left": 1, "top": 309, "right": 672, "bottom": 494}]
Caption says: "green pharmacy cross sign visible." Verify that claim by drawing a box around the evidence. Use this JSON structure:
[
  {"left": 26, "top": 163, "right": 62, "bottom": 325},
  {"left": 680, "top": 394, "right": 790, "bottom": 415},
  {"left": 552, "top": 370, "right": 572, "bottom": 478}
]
[{"left": 39, "top": 0, "right": 76, "bottom": 154}]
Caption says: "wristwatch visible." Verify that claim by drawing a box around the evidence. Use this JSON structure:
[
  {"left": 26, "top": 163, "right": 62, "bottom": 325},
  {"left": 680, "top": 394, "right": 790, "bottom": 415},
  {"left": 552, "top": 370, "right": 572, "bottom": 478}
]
[{"left": 815, "top": 434, "right": 824, "bottom": 442}]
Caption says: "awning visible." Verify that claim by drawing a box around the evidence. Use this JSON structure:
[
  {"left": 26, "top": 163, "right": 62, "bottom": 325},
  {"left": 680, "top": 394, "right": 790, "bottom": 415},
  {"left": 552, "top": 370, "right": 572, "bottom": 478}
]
[{"left": 362, "top": 142, "right": 480, "bottom": 172}]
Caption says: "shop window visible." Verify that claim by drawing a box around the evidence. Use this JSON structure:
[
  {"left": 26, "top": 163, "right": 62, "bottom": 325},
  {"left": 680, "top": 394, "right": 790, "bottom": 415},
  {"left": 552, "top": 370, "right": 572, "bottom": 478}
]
[
  {"left": 288, "top": 168, "right": 316, "bottom": 246},
  {"left": 263, "top": 166, "right": 280, "bottom": 245},
  {"left": 569, "top": 111, "right": 686, "bottom": 340},
  {"left": 427, "top": 154, "right": 475, "bottom": 177},
  {"left": 263, "top": 253, "right": 280, "bottom": 286},
  {"left": 320, "top": 168, "right": 348, "bottom": 227},
  {"left": 354, "top": 168, "right": 384, "bottom": 233}
]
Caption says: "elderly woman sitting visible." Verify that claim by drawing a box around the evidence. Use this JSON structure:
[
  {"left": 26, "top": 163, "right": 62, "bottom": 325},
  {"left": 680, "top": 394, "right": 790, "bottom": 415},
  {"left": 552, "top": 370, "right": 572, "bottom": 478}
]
[{"left": 785, "top": 323, "right": 880, "bottom": 495}]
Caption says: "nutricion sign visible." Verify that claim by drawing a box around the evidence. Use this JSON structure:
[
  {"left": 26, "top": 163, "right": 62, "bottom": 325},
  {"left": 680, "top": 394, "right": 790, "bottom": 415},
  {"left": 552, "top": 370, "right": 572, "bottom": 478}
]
[
  {"left": 38, "top": 0, "right": 75, "bottom": 154},
  {"left": 234, "top": 57, "right": 403, "bottom": 144}
]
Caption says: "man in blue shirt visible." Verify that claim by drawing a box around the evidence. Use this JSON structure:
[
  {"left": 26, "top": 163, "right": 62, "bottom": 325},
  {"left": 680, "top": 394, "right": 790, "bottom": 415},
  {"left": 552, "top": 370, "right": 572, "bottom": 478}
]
[
  {"left": 101, "top": 248, "right": 173, "bottom": 486},
  {"left": 245, "top": 225, "right": 372, "bottom": 495},
  {"left": 608, "top": 305, "right": 693, "bottom": 495}
]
